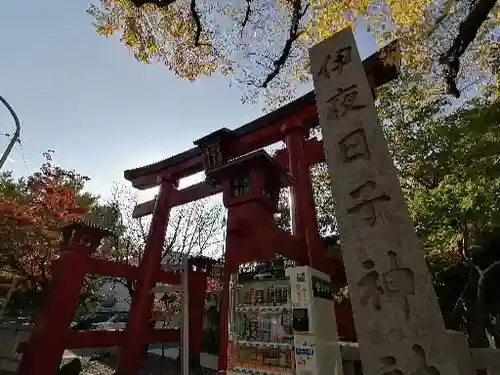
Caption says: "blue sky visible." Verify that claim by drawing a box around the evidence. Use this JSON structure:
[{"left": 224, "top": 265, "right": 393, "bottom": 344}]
[{"left": 0, "top": 0, "right": 377, "bottom": 200}]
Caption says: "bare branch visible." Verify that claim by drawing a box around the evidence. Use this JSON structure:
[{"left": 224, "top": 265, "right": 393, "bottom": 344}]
[
  {"left": 162, "top": 212, "right": 184, "bottom": 261},
  {"left": 439, "top": 0, "right": 498, "bottom": 98},
  {"left": 190, "top": 0, "right": 203, "bottom": 47},
  {"left": 260, "top": 0, "right": 309, "bottom": 88},
  {"left": 130, "top": 0, "right": 176, "bottom": 8},
  {"left": 129, "top": 0, "right": 204, "bottom": 48},
  {"left": 241, "top": 0, "right": 252, "bottom": 32}
]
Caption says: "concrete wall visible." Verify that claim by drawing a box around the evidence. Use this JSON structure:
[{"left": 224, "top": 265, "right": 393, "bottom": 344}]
[{"left": 0, "top": 323, "right": 32, "bottom": 372}]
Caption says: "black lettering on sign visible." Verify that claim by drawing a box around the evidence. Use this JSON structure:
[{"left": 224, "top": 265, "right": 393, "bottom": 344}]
[
  {"left": 326, "top": 85, "right": 366, "bottom": 120},
  {"left": 318, "top": 46, "right": 353, "bottom": 79},
  {"left": 202, "top": 143, "right": 223, "bottom": 171}
]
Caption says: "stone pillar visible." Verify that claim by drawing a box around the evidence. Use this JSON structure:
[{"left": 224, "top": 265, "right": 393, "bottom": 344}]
[
  {"left": 446, "top": 331, "right": 474, "bottom": 375},
  {"left": 309, "top": 28, "right": 461, "bottom": 375}
]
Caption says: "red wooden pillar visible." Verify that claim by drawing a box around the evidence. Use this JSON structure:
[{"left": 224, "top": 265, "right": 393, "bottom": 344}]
[
  {"left": 282, "top": 124, "right": 305, "bottom": 239},
  {"left": 18, "top": 222, "right": 108, "bottom": 375},
  {"left": 282, "top": 123, "right": 320, "bottom": 264},
  {"left": 217, "top": 262, "right": 231, "bottom": 372},
  {"left": 116, "top": 175, "right": 178, "bottom": 375},
  {"left": 187, "top": 261, "right": 209, "bottom": 366}
]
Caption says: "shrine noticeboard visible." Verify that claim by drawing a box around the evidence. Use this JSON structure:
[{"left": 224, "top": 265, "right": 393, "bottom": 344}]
[{"left": 309, "top": 28, "right": 459, "bottom": 375}]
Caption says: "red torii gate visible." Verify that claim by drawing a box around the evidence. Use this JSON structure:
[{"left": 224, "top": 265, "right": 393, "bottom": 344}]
[
  {"left": 17, "top": 41, "right": 399, "bottom": 375},
  {"left": 17, "top": 221, "right": 211, "bottom": 375},
  {"left": 120, "top": 40, "right": 399, "bottom": 375}
]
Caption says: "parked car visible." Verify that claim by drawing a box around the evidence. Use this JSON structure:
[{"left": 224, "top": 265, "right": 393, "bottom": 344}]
[
  {"left": 93, "top": 312, "right": 129, "bottom": 331},
  {"left": 71, "top": 311, "right": 128, "bottom": 331}
]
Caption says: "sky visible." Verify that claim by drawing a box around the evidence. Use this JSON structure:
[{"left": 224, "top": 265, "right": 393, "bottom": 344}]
[{"left": 0, "top": 0, "right": 377, "bottom": 202}]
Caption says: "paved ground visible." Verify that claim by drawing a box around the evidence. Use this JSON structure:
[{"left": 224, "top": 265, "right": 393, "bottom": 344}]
[
  {"left": 63, "top": 344, "right": 180, "bottom": 359},
  {"left": 61, "top": 346, "right": 219, "bottom": 374},
  {"left": 60, "top": 352, "right": 219, "bottom": 375}
]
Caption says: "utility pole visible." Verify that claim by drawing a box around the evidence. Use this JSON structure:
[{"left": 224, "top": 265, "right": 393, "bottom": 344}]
[{"left": 0, "top": 93, "right": 21, "bottom": 170}]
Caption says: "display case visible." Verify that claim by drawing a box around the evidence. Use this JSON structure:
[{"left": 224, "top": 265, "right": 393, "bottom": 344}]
[
  {"left": 226, "top": 264, "right": 344, "bottom": 375},
  {"left": 227, "top": 272, "right": 295, "bottom": 375}
]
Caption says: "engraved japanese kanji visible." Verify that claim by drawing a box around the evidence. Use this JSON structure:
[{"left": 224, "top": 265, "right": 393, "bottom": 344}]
[
  {"left": 358, "top": 251, "right": 415, "bottom": 321},
  {"left": 318, "top": 46, "right": 352, "bottom": 78},
  {"left": 382, "top": 251, "right": 415, "bottom": 322},
  {"left": 358, "top": 259, "right": 383, "bottom": 310},
  {"left": 380, "top": 345, "right": 440, "bottom": 375},
  {"left": 347, "top": 180, "right": 391, "bottom": 226},
  {"left": 339, "top": 128, "right": 370, "bottom": 163},
  {"left": 326, "top": 85, "right": 366, "bottom": 120}
]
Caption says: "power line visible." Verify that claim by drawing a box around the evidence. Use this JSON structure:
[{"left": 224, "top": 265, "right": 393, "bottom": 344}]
[
  {"left": 1, "top": 131, "right": 29, "bottom": 174},
  {"left": 16, "top": 137, "right": 30, "bottom": 175},
  {"left": 0, "top": 94, "right": 21, "bottom": 171}
]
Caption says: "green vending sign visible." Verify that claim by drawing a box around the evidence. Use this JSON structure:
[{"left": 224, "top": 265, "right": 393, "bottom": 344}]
[{"left": 312, "top": 276, "right": 334, "bottom": 300}]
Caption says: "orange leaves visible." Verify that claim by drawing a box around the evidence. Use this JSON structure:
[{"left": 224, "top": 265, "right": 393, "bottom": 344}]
[
  {"left": 0, "top": 198, "right": 35, "bottom": 226},
  {"left": 206, "top": 277, "right": 221, "bottom": 294},
  {"left": 0, "top": 158, "right": 94, "bottom": 290}
]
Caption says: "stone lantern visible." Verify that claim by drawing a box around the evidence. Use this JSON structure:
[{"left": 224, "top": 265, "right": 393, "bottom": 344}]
[{"left": 60, "top": 220, "right": 111, "bottom": 252}]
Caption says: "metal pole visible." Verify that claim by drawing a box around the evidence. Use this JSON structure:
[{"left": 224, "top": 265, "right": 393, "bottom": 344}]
[{"left": 0, "top": 94, "right": 21, "bottom": 170}]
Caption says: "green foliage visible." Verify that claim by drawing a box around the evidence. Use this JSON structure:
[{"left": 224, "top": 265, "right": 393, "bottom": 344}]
[
  {"left": 311, "top": 163, "right": 337, "bottom": 236},
  {"left": 377, "top": 77, "right": 500, "bottom": 263},
  {"left": 378, "top": 77, "right": 500, "bottom": 345}
]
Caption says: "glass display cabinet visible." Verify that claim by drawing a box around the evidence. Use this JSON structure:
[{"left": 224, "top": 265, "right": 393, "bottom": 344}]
[{"left": 226, "top": 263, "right": 343, "bottom": 375}]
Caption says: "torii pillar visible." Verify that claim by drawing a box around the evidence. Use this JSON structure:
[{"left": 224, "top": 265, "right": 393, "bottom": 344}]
[{"left": 17, "top": 222, "right": 111, "bottom": 375}]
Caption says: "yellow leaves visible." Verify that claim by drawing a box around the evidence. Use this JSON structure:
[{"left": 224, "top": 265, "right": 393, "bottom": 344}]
[
  {"left": 310, "top": 0, "right": 354, "bottom": 40},
  {"left": 114, "top": 0, "right": 136, "bottom": 11},
  {"left": 307, "top": 0, "right": 465, "bottom": 88},
  {"left": 149, "top": 42, "right": 158, "bottom": 55},
  {"left": 385, "top": 0, "right": 432, "bottom": 28},
  {"left": 379, "top": 40, "right": 401, "bottom": 69},
  {"left": 88, "top": 0, "right": 498, "bottom": 105},
  {"left": 96, "top": 24, "right": 117, "bottom": 37},
  {"left": 89, "top": 0, "right": 223, "bottom": 81},
  {"left": 123, "top": 16, "right": 142, "bottom": 47}
]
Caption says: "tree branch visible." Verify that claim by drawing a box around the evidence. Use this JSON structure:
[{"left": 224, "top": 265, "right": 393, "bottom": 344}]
[
  {"left": 129, "top": 0, "right": 203, "bottom": 48},
  {"left": 438, "top": 0, "right": 498, "bottom": 98},
  {"left": 130, "top": 0, "right": 176, "bottom": 8},
  {"left": 472, "top": 259, "right": 500, "bottom": 348},
  {"left": 241, "top": 0, "right": 252, "bottom": 32},
  {"left": 260, "top": 0, "right": 309, "bottom": 88},
  {"left": 190, "top": 0, "right": 203, "bottom": 47}
]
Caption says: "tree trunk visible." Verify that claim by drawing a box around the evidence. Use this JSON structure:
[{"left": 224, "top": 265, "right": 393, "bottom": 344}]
[{"left": 469, "top": 261, "right": 500, "bottom": 348}]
